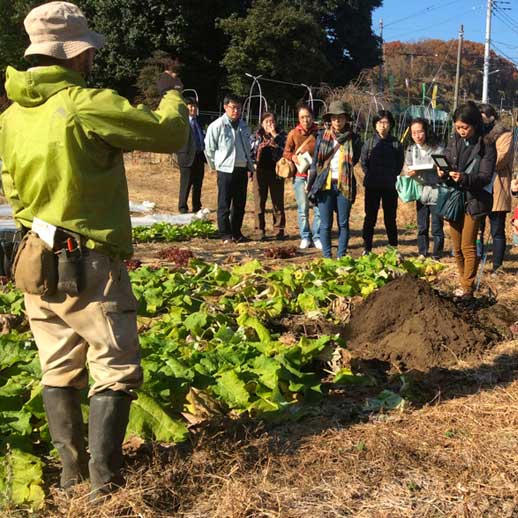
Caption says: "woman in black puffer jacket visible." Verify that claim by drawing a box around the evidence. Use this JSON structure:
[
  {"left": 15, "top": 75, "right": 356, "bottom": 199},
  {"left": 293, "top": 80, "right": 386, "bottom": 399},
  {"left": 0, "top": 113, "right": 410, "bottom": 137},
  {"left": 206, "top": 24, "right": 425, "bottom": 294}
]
[
  {"left": 360, "top": 110, "right": 404, "bottom": 253},
  {"left": 440, "top": 101, "right": 496, "bottom": 298}
]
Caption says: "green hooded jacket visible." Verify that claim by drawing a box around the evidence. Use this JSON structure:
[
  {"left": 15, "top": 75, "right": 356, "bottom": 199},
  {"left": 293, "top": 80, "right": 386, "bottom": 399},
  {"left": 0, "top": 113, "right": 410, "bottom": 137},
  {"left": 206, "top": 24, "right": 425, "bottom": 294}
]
[{"left": 0, "top": 65, "right": 188, "bottom": 258}]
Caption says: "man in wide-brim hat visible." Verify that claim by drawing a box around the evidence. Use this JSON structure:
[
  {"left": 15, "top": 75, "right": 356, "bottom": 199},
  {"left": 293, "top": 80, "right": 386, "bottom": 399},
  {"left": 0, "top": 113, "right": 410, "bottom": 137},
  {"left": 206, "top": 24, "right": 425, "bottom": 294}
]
[{"left": 0, "top": 1, "right": 189, "bottom": 500}]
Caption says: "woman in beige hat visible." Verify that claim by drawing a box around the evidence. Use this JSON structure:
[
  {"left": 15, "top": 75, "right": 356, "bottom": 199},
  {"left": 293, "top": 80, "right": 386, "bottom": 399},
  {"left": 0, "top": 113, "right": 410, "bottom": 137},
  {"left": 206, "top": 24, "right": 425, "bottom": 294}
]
[{"left": 307, "top": 100, "right": 362, "bottom": 258}]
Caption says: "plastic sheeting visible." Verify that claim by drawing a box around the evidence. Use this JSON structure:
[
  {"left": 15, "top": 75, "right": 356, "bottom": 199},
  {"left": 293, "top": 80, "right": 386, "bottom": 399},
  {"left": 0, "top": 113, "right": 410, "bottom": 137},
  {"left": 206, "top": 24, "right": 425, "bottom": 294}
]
[
  {"left": 129, "top": 200, "right": 156, "bottom": 213},
  {"left": 131, "top": 208, "right": 210, "bottom": 227},
  {"left": 0, "top": 204, "right": 211, "bottom": 231}
]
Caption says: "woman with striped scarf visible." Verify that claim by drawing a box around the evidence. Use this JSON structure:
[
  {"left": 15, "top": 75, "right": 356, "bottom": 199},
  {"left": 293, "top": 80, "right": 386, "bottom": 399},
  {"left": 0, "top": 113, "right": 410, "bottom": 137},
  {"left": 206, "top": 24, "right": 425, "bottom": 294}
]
[{"left": 307, "top": 101, "right": 362, "bottom": 258}]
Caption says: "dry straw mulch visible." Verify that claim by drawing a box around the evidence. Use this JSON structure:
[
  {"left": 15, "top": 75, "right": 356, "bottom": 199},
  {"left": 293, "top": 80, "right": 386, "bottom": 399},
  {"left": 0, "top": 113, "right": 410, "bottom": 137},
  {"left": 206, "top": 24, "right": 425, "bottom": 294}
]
[{"left": 45, "top": 356, "right": 518, "bottom": 517}]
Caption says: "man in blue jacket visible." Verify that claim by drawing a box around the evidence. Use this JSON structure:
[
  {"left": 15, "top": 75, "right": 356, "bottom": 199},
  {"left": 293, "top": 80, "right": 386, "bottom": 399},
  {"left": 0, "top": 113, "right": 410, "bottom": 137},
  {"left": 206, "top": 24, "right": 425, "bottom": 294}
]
[{"left": 204, "top": 94, "right": 254, "bottom": 243}]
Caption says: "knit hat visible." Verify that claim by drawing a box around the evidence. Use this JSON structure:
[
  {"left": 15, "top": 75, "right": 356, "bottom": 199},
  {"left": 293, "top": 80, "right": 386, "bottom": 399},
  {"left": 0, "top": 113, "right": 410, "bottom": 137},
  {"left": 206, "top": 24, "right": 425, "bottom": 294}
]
[{"left": 24, "top": 1, "right": 104, "bottom": 59}]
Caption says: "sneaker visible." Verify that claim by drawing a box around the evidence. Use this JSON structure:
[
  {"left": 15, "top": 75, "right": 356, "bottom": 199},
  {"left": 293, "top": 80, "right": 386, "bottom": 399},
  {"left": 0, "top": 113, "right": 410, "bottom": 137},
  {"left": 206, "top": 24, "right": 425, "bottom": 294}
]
[
  {"left": 233, "top": 235, "right": 251, "bottom": 244},
  {"left": 417, "top": 254, "right": 426, "bottom": 261},
  {"left": 275, "top": 231, "right": 285, "bottom": 241},
  {"left": 299, "top": 238, "right": 311, "bottom": 249},
  {"left": 313, "top": 239, "right": 323, "bottom": 250},
  {"left": 362, "top": 250, "right": 371, "bottom": 256}
]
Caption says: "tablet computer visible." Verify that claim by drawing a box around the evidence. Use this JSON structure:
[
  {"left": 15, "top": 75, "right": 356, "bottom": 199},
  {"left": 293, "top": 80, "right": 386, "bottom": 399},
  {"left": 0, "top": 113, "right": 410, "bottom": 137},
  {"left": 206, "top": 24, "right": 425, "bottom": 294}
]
[{"left": 431, "top": 154, "right": 453, "bottom": 173}]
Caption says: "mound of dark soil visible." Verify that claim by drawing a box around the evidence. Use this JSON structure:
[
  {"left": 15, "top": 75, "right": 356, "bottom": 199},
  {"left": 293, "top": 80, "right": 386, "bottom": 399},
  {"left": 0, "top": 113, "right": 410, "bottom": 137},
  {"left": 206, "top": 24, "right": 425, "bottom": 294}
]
[{"left": 346, "top": 275, "right": 504, "bottom": 371}]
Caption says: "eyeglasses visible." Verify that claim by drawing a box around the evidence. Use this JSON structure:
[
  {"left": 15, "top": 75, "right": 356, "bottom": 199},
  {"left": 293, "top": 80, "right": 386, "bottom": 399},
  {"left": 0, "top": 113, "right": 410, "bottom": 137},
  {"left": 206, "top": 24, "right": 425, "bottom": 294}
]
[{"left": 226, "top": 104, "right": 241, "bottom": 112}]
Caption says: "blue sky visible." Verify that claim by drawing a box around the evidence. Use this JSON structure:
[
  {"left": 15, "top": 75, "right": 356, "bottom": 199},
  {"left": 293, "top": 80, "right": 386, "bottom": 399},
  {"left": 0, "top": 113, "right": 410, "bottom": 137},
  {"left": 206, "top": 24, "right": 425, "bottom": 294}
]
[{"left": 372, "top": 0, "right": 518, "bottom": 64}]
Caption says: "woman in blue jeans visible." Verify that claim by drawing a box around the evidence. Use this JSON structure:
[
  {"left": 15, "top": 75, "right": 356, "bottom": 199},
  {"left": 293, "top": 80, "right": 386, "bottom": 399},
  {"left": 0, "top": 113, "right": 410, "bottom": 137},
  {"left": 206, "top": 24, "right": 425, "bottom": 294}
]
[
  {"left": 404, "top": 118, "right": 445, "bottom": 259},
  {"left": 283, "top": 104, "right": 320, "bottom": 249},
  {"left": 307, "top": 101, "right": 362, "bottom": 258}
]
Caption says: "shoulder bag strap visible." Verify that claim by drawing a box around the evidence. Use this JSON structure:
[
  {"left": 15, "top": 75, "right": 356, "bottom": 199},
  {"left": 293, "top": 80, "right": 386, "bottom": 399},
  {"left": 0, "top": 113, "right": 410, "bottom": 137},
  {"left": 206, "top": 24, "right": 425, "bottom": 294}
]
[
  {"left": 294, "top": 134, "right": 315, "bottom": 155},
  {"left": 321, "top": 142, "right": 341, "bottom": 170}
]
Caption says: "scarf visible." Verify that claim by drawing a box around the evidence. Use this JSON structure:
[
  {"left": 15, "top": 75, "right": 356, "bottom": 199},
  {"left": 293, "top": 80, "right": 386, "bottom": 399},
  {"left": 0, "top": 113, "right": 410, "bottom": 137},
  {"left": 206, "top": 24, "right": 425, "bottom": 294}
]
[{"left": 315, "top": 129, "right": 355, "bottom": 200}]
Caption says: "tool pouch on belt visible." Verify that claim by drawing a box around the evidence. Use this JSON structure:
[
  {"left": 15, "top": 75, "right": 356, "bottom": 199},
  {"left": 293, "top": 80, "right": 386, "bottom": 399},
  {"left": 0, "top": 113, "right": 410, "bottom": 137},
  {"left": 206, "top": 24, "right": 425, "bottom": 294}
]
[
  {"left": 54, "top": 228, "right": 84, "bottom": 296},
  {"left": 56, "top": 249, "right": 82, "bottom": 296},
  {"left": 12, "top": 231, "right": 58, "bottom": 295}
]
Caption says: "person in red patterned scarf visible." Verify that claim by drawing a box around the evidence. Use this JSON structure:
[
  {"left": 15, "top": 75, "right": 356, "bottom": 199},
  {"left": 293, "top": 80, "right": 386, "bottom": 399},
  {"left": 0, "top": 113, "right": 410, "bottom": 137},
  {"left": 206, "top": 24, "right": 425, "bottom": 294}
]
[
  {"left": 283, "top": 104, "right": 321, "bottom": 249},
  {"left": 307, "top": 101, "right": 362, "bottom": 258}
]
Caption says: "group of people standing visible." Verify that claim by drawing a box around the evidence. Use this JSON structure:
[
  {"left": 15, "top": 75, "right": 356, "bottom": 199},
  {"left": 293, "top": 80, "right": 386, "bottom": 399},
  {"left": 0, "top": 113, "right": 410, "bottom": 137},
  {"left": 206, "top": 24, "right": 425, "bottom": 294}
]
[
  {"left": 199, "top": 97, "right": 403, "bottom": 256},
  {"left": 404, "top": 101, "right": 515, "bottom": 297},
  {"left": 184, "top": 93, "right": 514, "bottom": 298}
]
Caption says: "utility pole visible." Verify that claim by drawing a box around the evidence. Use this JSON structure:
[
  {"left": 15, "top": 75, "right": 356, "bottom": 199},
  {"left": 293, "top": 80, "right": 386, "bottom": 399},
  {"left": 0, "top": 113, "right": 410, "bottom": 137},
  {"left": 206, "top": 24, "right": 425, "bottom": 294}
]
[
  {"left": 482, "top": 0, "right": 492, "bottom": 103},
  {"left": 453, "top": 25, "right": 464, "bottom": 111},
  {"left": 399, "top": 51, "right": 431, "bottom": 78},
  {"left": 379, "top": 18, "right": 384, "bottom": 94}
]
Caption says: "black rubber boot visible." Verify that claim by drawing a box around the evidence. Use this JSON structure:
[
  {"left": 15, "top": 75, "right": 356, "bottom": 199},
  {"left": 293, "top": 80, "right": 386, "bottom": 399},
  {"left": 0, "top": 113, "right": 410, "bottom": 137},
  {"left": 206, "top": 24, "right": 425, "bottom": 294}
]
[
  {"left": 42, "top": 386, "right": 89, "bottom": 489},
  {"left": 88, "top": 390, "right": 132, "bottom": 499}
]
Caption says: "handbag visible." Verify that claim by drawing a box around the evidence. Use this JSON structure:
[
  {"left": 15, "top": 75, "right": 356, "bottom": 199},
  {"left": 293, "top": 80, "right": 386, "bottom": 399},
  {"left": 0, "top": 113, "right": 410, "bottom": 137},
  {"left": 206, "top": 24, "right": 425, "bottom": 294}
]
[
  {"left": 436, "top": 156, "right": 479, "bottom": 222},
  {"left": 396, "top": 176, "right": 423, "bottom": 203},
  {"left": 275, "top": 135, "right": 314, "bottom": 179},
  {"left": 275, "top": 157, "right": 296, "bottom": 179},
  {"left": 436, "top": 184, "right": 465, "bottom": 222}
]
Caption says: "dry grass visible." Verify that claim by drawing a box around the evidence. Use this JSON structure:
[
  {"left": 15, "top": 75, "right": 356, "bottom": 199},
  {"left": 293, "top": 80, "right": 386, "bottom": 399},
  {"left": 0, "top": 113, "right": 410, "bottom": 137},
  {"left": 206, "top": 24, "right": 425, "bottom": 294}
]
[{"left": 44, "top": 372, "right": 518, "bottom": 517}]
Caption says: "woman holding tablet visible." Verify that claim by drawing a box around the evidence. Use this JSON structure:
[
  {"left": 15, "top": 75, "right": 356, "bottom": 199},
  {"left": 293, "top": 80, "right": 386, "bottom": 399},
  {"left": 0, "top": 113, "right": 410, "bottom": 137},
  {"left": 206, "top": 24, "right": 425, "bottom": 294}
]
[
  {"left": 439, "top": 101, "right": 496, "bottom": 298},
  {"left": 404, "top": 118, "right": 444, "bottom": 259}
]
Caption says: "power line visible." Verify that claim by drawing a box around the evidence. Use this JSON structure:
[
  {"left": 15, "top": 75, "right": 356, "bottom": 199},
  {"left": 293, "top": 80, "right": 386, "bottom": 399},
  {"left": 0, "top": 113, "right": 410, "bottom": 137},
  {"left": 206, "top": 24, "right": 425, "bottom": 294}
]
[
  {"left": 427, "top": 39, "right": 457, "bottom": 93},
  {"left": 384, "top": 4, "right": 485, "bottom": 41},
  {"left": 492, "top": 43, "right": 518, "bottom": 67},
  {"left": 493, "top": 13, "right": 518, "bottom": 35},
  {"left": 493, "top": 4, "right": 518, "bottom": 28},
  {"left": 383, "top": 0, "right": 459, "bottom": 29},
  {"left": 385, "top": 17, "right": 456, "bottom": 36},
  {"left": 492, "top": 39, "right": 518, "bottom": 49},
  {"left": 493, "top": 6, "right": 518, "bottom": 35}
]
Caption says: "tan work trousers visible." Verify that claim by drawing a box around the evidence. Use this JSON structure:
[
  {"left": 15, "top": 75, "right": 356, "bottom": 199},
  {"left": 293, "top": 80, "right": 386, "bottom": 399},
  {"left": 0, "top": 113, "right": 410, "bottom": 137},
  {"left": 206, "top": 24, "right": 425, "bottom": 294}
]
[
  {"left": 449, "top": 213, "right": 480, "bottom": 292},
  {"left": 25, "top": 251, "right": 143, "bottom": 397}
]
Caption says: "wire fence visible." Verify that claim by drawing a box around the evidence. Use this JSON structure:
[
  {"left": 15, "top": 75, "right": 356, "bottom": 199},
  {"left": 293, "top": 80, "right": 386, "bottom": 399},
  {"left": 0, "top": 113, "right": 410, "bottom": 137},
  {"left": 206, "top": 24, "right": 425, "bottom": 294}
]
[{"left": 124, "top": 95, "right": 518, "bottom": 174}]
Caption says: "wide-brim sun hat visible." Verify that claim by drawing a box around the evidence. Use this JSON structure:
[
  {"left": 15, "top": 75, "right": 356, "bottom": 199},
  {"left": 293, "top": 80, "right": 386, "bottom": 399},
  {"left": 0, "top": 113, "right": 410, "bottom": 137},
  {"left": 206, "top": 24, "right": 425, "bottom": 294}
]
[
  {"left": 24, "top": 1, "right": 105, "bottom": 59},
  {"left": 323, "top": 100, "right": 352, "bottom": 121}
]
